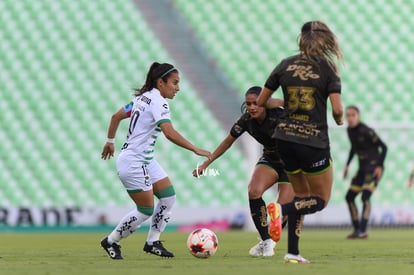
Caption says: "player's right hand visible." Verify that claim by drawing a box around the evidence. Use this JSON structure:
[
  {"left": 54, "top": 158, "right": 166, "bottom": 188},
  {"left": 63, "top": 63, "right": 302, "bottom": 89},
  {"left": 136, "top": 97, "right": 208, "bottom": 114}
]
[
  {"left": 193, "top": 148, "right": 212, "bottom": 160},
  {"left": 101, "top": 143, "right": 115, "bottom": 160}
]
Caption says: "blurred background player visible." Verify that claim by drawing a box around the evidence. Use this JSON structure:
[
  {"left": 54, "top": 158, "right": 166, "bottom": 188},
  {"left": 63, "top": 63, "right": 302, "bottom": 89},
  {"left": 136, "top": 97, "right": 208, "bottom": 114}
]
[
  {"left": 193, "top": 86, "right": 294, "bottom": 257},
  {"left": 343, "top": 105, "right": 387, "bottom": 239},
  {"left": 257, "top": 20, "right": 344, "bottom": 263},
  {"left": 100, "top": 62, "right": 210, "bottom": 259}
]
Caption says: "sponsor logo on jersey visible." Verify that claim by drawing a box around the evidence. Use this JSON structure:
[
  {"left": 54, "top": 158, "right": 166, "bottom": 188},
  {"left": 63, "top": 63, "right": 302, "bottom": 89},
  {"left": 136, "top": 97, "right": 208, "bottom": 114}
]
[
  {"left": 233, "top": 124, "right": 242, "bottom": 134},
  {"left": 163, "top": 103, "right": 168, "bottom": 109},
  {"left": 278, "top": 122, "right": 321, "bottom": 137},
  {"left": 286, "top": 65, "right": 320, "bottom": 80},
  {"left": 289, "top": 113, "right": 310, "bottom": 122},
  {"left": 140, "top": 95, "right": 152, "bottom": 105}
]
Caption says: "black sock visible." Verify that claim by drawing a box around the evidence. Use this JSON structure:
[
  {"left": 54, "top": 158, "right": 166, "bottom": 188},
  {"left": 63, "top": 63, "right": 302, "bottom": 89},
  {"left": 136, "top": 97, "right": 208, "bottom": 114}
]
[
  {"left": 345, "top": 190, "right": 359, "bottom": 232},
  {"left": 282, "top": 216, "right": 288, "bottom": 229},
  {"left": 281, "top": 196, "right": 325, "bottom": 216},
  {"left": 249, "top": 198, "right": 271, "bottom": 240},
  {"left": 348, "top": 201, "right": 359, "bottom": 232},
  {"left": 360, "top": 190, "right": 372, "bottom": 233},
  {"left": 287, "top": 213, "right": 303, "bottom": 255}
]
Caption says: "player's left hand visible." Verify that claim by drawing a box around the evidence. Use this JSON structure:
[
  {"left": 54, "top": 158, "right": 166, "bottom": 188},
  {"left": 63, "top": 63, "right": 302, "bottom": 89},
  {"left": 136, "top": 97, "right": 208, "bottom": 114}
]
[
  {"left": 373, "top": 166, "right": 383, "bottom": 180},
  {"left": 192, "top": 162, "right": 208, "bottom": 178}
]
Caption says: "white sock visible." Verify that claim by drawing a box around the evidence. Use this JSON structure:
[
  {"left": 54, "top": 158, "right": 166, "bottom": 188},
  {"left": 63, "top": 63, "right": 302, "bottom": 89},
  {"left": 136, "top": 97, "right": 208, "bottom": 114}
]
[
  {"left": 109, "top": 209, "right": 151, "bottom": 243},
  {"left": 147, "top": 195, "right": 176, "bottom": 244}
]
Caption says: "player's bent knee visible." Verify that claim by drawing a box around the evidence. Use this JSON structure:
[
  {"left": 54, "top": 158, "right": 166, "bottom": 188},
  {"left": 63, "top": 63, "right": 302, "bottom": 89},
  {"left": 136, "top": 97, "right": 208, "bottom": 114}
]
[
  {"left": 160, "top": 195, "right": 176, "bottom": 210},
  {"left": 155, "top": 185, "right": 176, "bottom": 199},
  {"left": 248, "top": 186, "right": 264, "bottom": 199},
  {"left": 137, "top": 205, "right": 154, "bottom": 216},
  {"left": 345, "top": 190, "right": 357, "bottom": 202},
  {"left": 294, "top": 196, "right": 325, "bottom": 214},
  {"left": 361, "top": 190, "right": 372, "bottom": 202}
]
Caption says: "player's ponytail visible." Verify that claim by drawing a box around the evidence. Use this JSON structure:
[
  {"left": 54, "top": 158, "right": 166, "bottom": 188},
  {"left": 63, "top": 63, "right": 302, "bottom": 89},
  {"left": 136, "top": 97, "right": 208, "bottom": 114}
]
[
  {"left": 134, "top": 62, "right": 178, "bottom": 96},
  {"left": 298, "top": 20, "right": 343, "bottom": 75}
]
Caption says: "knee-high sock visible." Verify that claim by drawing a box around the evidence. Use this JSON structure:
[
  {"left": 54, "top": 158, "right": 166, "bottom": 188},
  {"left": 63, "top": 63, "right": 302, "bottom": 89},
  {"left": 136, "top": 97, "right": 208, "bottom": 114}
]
[
  {"left": 108, "top": 207, "right": 153, "bottom": 244},
  {"left": 282, "top": 216, "right": 288, "bottom": 229},
  {"left": 287, "top": 212, "right": 304, "bottom": 255},
  {"left": 249, "top": 198, "right": 271, "bottom": 241},
  {"left": 147, "top": 195, "right": 176, "bottom": 244},
  {"left": 345, "top": 190, "right": 359, "bottom": 232},
  {"left": 281, "top": 196, "right": 325, "bottom": 216},
  {"left": 360, "top": 190, "right": 372, "bottom": 233}
]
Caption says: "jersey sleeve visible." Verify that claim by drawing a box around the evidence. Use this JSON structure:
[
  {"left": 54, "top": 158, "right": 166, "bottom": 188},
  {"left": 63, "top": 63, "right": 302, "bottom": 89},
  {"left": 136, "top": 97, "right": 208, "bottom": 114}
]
[
  {"left": 325, "top": 61, "right": 341, "bottom": 94},
  {"left": 152, "top": 98, "right": 171, "bottom": 126},
  {"left": 230, "top": 114, "right": 247, "bottom": 138},
  {"left": 123, "top": 101, "right": 133, "bottom": 117},
  {"left": 264, "top": 61, "right": 284, "bottom": 91}
]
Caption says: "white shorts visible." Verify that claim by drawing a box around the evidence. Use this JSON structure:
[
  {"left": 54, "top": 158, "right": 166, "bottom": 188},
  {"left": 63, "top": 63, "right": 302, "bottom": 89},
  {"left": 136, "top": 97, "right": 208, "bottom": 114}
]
[{"left": 116, "top": 157, "right": 168, "bottom": 192}]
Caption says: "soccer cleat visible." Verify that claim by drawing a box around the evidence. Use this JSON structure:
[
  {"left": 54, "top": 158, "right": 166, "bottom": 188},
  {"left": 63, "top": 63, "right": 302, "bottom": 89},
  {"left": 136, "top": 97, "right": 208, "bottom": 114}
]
[
  {"left": 267, "top": 202, "right": 283, "bottom": 242},
  {"left": 357, "top": 232, "right": 368, "bottom": 239},
  {"left": 249, "top": 238, "right": 276, "bottom": 257},
  {"left": 284, "top": 253, "right": 310, "bottom": 264},
  {"left": 249, "top": 240, "right": 263, "bottom": 257},
  {"left": 346, "top": 231, "right": 360, "bottom": 239},
  {"left": 262, "top": 238, "right": 276, "bottom": 257},
  {"left": 143, "top": 241, "right": 174, "bottom": 258},
  {"left": 101, "top": 237, "right": 123, "bottom": 260}
]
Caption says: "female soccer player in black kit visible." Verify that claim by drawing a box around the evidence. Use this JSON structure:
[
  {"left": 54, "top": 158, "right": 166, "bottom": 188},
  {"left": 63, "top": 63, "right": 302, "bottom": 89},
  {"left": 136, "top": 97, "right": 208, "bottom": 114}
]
[
  {"left": 343, "top": 106, "right": 387, "bottom": 239},
  {"left": 257, "top": 21, "right": 344, "bottom": 263},
  {"left": 193, "top": 87, "right": 294, "bottom": 257}
]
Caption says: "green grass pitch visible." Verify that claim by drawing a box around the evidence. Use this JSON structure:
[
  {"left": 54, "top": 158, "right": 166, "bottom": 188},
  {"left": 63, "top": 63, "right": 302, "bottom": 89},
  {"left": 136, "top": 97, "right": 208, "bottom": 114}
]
[{"left": 0, "top": 229, "right": 412, "bottom": 275}]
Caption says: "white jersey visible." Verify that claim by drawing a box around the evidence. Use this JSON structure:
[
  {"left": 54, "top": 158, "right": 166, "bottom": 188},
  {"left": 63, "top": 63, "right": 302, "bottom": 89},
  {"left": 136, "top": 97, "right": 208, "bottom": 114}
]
[{"left": 119, "top": 88, "right": 171, "bottom": 164}]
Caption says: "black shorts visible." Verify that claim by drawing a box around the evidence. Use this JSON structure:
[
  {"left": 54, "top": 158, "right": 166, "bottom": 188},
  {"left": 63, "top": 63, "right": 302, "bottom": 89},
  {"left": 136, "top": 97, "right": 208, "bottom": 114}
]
[
  {"left": 256, "top": 156, "right": 289, "bottom": 184},
  {"left": 351, "top": 168, "right": 379, "bottom": 190},
  {"left": 276, "top": 140, "right": 332, "bottom": 175}
]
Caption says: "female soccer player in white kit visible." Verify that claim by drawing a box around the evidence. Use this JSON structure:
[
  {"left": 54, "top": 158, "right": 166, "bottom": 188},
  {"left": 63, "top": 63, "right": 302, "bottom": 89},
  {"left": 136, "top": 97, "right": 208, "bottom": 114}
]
[{"left": 100, "top": 62, "right": 211, "bottom": 259}]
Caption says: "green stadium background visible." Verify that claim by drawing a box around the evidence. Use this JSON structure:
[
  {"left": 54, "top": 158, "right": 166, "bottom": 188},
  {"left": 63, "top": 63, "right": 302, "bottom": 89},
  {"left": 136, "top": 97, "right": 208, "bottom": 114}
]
[{"left": 1, "top": 0, "right": 413, "bottom": 228}]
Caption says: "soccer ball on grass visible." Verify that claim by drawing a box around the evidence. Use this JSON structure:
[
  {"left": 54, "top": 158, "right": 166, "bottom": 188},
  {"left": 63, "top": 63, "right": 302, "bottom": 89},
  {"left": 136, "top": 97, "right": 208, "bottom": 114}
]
[{"left": 186, "top": 228, "right": 218, "bottom": 258}]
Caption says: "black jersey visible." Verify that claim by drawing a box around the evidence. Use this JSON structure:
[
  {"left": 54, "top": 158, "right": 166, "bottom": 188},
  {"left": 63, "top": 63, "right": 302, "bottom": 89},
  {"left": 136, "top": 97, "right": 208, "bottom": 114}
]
[
  {"left": 230, "top": 107, "right": 284, "bottom": 166},
  {"left": 346, "top": 122, "right": 387, "bottom": 168},
  {"left": 265, "top": 54, "right": 341, "bottom": 149}
]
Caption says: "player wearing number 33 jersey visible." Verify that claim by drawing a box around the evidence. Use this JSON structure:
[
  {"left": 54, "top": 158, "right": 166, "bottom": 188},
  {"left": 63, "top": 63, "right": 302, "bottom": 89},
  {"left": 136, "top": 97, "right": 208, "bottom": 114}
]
[
  {"left": 265, "top": 54, "right": 341, "bottom": 150},
  {"left": 257, "top": 21, "right": 344, "bottom": 264}
]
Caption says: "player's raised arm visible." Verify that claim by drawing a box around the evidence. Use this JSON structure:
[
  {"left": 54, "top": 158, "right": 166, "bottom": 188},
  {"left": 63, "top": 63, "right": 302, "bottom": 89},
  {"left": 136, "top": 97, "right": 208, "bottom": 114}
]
[
  {"left": 192, "top": 134, "right": 236, "bottom": 177},
  {"left": 159, "top": 121, "right": 211, "bottom": 158},
  {"left": 101, "top": 107, "right": 130, "bottom": 160}
]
